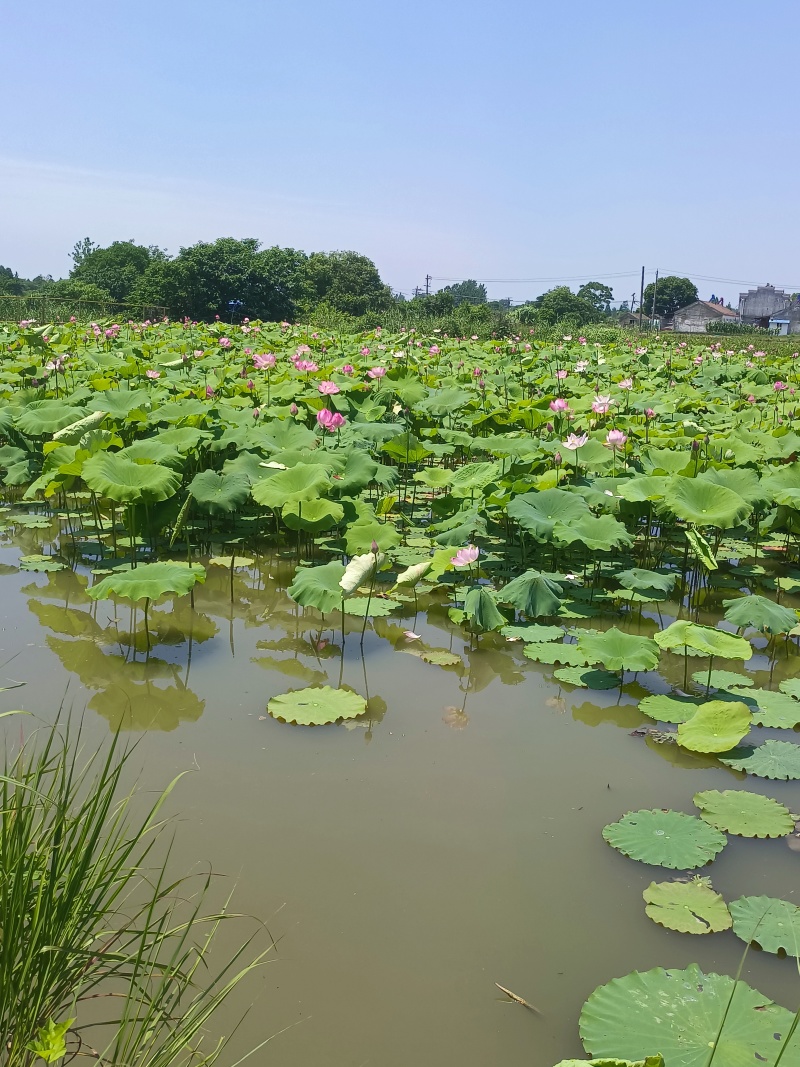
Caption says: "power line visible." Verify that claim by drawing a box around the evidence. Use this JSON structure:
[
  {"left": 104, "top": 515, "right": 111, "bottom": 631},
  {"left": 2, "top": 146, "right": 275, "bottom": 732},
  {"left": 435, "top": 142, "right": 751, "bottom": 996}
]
[
  {"left": 662, "top": 270, "right": 800, "bottom": 291},
  {"left": 429, "top": 269, "right": 645, "bottom": 284}
]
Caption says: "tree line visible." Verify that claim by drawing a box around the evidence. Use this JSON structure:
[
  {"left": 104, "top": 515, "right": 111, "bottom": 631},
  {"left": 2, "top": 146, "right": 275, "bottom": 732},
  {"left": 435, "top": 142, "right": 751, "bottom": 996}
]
[{"left": 0, "top": 237, "right": 699, "bottom": 327}]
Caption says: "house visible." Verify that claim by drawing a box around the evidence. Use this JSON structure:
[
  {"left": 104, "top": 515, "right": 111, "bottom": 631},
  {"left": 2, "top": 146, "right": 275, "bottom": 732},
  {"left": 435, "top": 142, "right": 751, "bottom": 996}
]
[
  {"left": 673, "top": 301, "right": 738, "bottom": 333},
  {"left": 769, "top": 300, "right": 800, "bottom": 335},
  {"left": 739, "top": 284, "right": 790, "bottom": 328},
  {"left": 618, "top": 309, "right": 664, "bottom": 329}
]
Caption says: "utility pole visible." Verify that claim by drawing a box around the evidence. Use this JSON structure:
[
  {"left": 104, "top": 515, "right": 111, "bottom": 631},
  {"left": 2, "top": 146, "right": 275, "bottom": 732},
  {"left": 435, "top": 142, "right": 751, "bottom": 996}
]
[
  {"left": 650, "top": 270, "right": 659, "bottom": 331},
  {"left": 413, "top": 286, "right": 421, "bottom": 298},
  {"left": 631, "top": 291, "right": 636, "bottom": 312},
  {"left": 638, "top": 266, "right": 645, "bottom": 331},
  {"left": 425, "top": 274, "right": 431, "bottom": 296}
]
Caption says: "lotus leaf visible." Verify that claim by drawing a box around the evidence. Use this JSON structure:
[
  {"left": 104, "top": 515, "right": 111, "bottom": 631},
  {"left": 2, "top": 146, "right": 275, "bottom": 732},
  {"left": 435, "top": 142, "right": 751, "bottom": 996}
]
[
  {"left": 691, "top": 670, "right": 753, "bottom": 691},
  {"left": 82, "top": 453, "right": 181, "bottom": 504},
  {"left": 282, "top": 498, "right": 345, "bottom": 532},
  {"left": 267, "top": 685, "right": 367, "bottom": 726},
  {"left": 654, "top": 621, "right": 751, "bottom": 660},
  {"left": 693, "top": 789, "right": 794, "bottom": 838},
  {"left": 497, "top": 569, "right": 563, "bottom": 618},
  {"left": 579, "top": 964, "right": 799, "bottom": 1067},
  {"left": 250, "top": 463, "right": 331, "bottom": 508},
  {"left": 188, "top": 470, "right": 252, "bottom": 515},
  {"left": 502, "top": 624, "right": 565, "bottom": 642},
  {"left": 524, "top": 642, "right": 589, "bottom": 666},
  {"left": 719, "top": 741, "right": 800, "bottom": 780},
  {"left": 342, "top": 596, "right": 400, "bottom": 617},
  {"left": 722, "top": 594, "right": 798, "bottom": 635},
  {"left": 463, "top": 586, "right": 506, "bottom": 633},
  {"left": 288, "top": 561, "right": 346, "bottom": 613},
  {"left": 88, "top": 562, "right": 206, "bottom": 603},
  {"left": 577, "top": 629, "right": 659, "bottom": 673},
  {"left": 744, "top": 688, "right": 800, "bottom": 728},
  {"left": 661, "top": 476, "right": 752, "bottom": 529},
  {"left": 677, "top": 700, "right": 751, "bottom": 753},
  {"left": 643, "top": 878, "right": 731, "bottom": 934},
  {"left": 729, "top": 895, "right": 800, "bottom": 956},
  {"left": 639, "top": 694, "right": 701, "bottom": 724},
  {"left": 340, "top": 552, "right": 385, "bottom": 597},
  {"left": 615, "top": 568, "right": 677, "bottom": 596},
  {"left": 684, "top": 528, "right": 718, "bottom": 571},
  {"left": 507, "top": 488, "right": 590, "bottom": 541},
  {"left": 602, "top": 809, "right": 726, "bottom": 869},
  {"left": 553, "top": 667, "right": 620, "bottom": 689}
]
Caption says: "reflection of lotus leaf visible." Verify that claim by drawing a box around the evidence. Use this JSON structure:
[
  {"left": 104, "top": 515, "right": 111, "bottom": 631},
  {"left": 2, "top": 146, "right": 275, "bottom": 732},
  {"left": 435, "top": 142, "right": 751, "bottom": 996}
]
[
  {"left": 643, "top": 878, "right": 731, "bottom": 934},
  {"left": 89, "top": 681, "right": 205, "bottom": 732},
  {"left": 602, "top": 809, "right": 726, "bottom": 869},
  {"left": 580, "top": 964, "right": 798, "bottom": 1067},
  {"left": 694, "top": 790, "right": 794, "bottom": 838},
  {"left": 267, "top": 685, "right": 366, "bottom": 726},
  {"left": 28, "top": 600, "right": 103, "bottom": 639},
  {"left": 252, "top": 656, "right": 327, "bottom": 686}
]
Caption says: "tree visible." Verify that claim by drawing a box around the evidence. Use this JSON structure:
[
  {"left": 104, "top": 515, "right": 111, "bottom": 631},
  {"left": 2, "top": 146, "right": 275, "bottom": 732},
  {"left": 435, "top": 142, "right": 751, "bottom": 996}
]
[
  {"left": 42, "top": 279, "right": 115, "bottom": 303},
  {"left": 441, "top": 279, "right": 487, "bottom": 306},
  {"left": 0, "top": 267, "right": 24, "bottom": 296},
  {"left": 70, "top": 241, "right": 166, "bottom": 302},
  {"left": 532, "top": 286, "right": 603, "bottom": 326},
  {"left": 643, "top": 276, "right": 698, "bottom": 317},
  {"left": 303, "top": 251, "right": 392, "bottom": 316},
  {"left": 577, "top": 281, "right": 614, "bottom": 314},
  {"left": 130, "top": 238, "right": 308, "bottom": 321}
]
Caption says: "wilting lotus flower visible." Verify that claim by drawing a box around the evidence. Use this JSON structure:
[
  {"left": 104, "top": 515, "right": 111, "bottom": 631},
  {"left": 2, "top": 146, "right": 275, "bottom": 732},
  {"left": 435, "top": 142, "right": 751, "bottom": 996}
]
[
  {"left": 318, "top": 380, "right": 340, "bottom": 395},
  {"left": 367, "top": 366, "right": 386, "bottom": 379},
  {"left": 451, "top": 544, "right": 479, "bottom": 567},
  {"left": 591, "top": 394, "right": 613, "bottom": 414},
  {"left": 253, "top": 353, "right": 276, "bottom": 369},
  {"left": 605, "top": 429, "right": 628, "bottom": 450},
  {"left": 146, "top": 369, "right": 161, "bottom": 379},
  {"left": 618, "top": 378, "right": 633, "bottom": 390},
  {"left": 549, "top": 397, "right": 570, "bottom": 413},
  {"left": 562, "top": 432, "right": 588, "bottom": 451},
  {"left": 774, "top": 380, "right": 787, "bottom": 391}
]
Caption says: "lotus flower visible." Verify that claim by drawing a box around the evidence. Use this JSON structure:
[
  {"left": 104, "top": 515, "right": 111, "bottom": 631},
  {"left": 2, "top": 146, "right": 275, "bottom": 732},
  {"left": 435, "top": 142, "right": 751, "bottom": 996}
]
[
  {"left": 562, "top": 432, "right": 588, "bottom": 451},
  {"left": 146, "top": 369, "right": 161, "bottom": 379},
  {"left": 341, "top": 364, "right": 354, "bottom": 375},
  {"left": 591, "top": 394, "right": 613, "bottom": 414},
  {"left": 253, "top": 353, "right": 276, "bottom": 369},
  {"left": 605, "top": 429, "right": 628, "bottom": 450},
  {"left": 205, "top": 386, "right": 215, "bottom": 398},
  {"left": 618, "top": 378, "right": 633, "bottom": 390},
  {"left": 219, "top": 337, "right": 231, "bottom": 348},
  {"left": 451, "top": 544, "right": 479, "bottom": 567},
  {"left": 295, "top": 359, "right": 318, "bottom": 373},
  {"left": 576, "top": 360, "right": 589, "bottom": 372},
  {"left": 774, "top": 381, "right": 787, "bottom": 392},
  {"left": 429, "top": 345, "right": 440, "bottom": 354},
  {"left": 367, "top": 366, "right": 387, "bottom": 379},
  {"left": 550, "top": 397, "right": 570, "bottom": 413},
  {"left": 318, "top": 380, "right": 340, "bottom": 395},
  {"left": 556, "top": 369, "right": 568, "bottom": 380},
  {"left": 645, "top": 408, "right": 656, "bottom": 418},
  {"left": 317, "top": 408, "right": 335, "bottom": 429}
]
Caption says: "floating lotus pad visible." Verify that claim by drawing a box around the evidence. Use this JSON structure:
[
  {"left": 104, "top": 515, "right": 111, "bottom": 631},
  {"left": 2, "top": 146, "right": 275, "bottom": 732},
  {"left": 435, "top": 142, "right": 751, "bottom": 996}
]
[
  {"left": 693, "top": 789, "right": 794, "bottom": 838},
  {"left": 719, "top": 741, "right": 800, "bottom": 780},
  {"left": 267, "top": 686, "right": 367, "bottom": 726},
  {"left": 602, "top": 809, "right": 727, "bottom": 869},
  {"left": 677, "top": 700, "right": 751, "bottom": 754},
  {"left": 642, "top": 878, "right": 731, "bottom": 934},
  {"left": 730, "top": 895, "right": 800, "bottom": 956}
]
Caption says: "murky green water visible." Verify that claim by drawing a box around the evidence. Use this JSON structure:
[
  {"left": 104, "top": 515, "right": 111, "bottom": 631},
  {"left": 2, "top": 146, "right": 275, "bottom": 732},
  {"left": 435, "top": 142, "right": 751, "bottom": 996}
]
[{"left": 2, "top": 518, "right": 800, "bottom": 1066}]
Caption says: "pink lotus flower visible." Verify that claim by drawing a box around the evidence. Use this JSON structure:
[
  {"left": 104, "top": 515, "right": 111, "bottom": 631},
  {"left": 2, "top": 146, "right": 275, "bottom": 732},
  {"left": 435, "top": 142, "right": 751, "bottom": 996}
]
[
  {"left": 317, "top": 408, "right": 335, "bottom": 429},
  {"left": 219, "top": 337, "right": 231, "bottom": 348},
  {"left": 747, "top": 394, "right": 756, "bottom": 403},
  {"left": 605, "top": 429, "right": 628, "bottom": 450},
  {"left": 290, "top": 403, "right": 298, "bottom": 415},
  {"left": 634, "top": 347, "right": 647, "bottom": 356},
  {"left": 205, "top": 385, "right": 215, "bottom": 398},
  {"left": 296, "top": 344, "right": 312, "bottom": 356},
  {"left": 367, "top": 366, "right": 386, "bottom": 379},
  {"left": 524, "top": 343, "right": 532, "bottom": 351},
  {"left": 315, "top": 380, "right": 337, "bottom": 396},
  {"left": 330, "top": 412, "right": 345, "bottom": 429},
  {"left": 576, "top": 360, "right": 589, "bottom": 373},
  {"left": 429, "top": 345, "right": 440, "bottom": 354},
  {"left": 774, "top": 381, "right": 787, "bottom": 391},
  {"left": 618, "top": 378, "right": 633, "bottom": 390},
  {"left": 451, "top": 544, "right": 479, "bottom": 567},
  {"left": 645, "top": 408, "right": 656, "bottom": 418},
  {"left": 591, "top": 394, "right": 613, "bottom": 414},
  {"left": 341, "top": 364, "right": 354, "bottom": 375},
  {"left": 253, "top": 407, "right": 260, "bottom": 419},
  {"left": 247, "top": 379, "right": 254, "bottom": 389},
  {"left": 360, "top": 346, "right": 371, "bottom": 356},
  {"left": 550, "top": 397, "right": 570, "bottom": 413},
  {"left": 556, "top": 369, "right": 568, "bottom": 380},
  {"left": 146, "top": 369, "right": 161, "bottom": 379},
  {"left": 253, "top": 353, "right": 276, "bottom": 369},
  {"left": 295, "top": 359, "right": 318, "bottom": 373},
  {"left": 578, "top": 337, "right": 587, "bottom": 345},
  {"left": 193, "top": 349, "right": 203, "bottom": 357},
  {"left": 562, "top": 432, "right": 588, "bottom": 451}
]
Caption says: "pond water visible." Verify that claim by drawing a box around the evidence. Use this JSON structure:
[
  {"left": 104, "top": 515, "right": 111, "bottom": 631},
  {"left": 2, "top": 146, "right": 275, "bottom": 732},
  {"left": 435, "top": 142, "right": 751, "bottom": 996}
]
[{"left": 2, "top": 515, "right": 800, "bottom": 1067}]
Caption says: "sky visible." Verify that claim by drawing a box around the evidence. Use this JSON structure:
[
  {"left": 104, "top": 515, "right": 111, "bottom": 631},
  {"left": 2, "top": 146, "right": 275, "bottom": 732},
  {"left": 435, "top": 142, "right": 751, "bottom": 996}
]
[{"left": 3, "top": 0, "right": 798, "bottom": 305}]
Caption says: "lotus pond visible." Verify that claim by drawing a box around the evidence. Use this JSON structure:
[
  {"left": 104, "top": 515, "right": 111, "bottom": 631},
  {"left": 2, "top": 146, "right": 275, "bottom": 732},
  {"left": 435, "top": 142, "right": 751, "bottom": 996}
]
[{"left": 3, "top": 319, "right": 800, "bottom": 1065}]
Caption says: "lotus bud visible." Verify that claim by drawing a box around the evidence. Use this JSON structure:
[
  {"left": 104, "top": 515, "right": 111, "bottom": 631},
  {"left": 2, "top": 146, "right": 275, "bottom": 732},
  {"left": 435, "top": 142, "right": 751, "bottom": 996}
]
[
  {"left": 371, "top": 540, "right": 379, "bottom": 554},
  {"left": 546, "top": 422, "right": 554, "bottom": 433},
  {"left": 290, "top": 403, "right": 298, "bottom": 415},
  {"left": 692, "top": 440, "right": 700, "bottom": 451},
  {"left": 554, "top": 451, "right": 562, "bottom": 465}
]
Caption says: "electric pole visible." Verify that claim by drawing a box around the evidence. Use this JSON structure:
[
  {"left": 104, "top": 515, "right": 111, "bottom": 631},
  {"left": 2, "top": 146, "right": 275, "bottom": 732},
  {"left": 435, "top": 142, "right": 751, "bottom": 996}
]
[
  {"left": 638, "top": 266, "right": 645, "bottom": 331},
  {"left": 651, "top": 270, "right": 659, "bottom": 330},
  {"left": 425, "top": 274, "right": 431, "bottom": 296}
]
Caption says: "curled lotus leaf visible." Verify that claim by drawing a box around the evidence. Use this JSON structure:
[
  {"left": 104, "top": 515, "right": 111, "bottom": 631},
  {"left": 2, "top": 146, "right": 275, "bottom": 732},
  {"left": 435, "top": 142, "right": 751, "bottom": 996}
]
[
  {"left": 654, "top": 620, "right": 751, "bottom": 661},
  {"left": 577, "top": 628, "right": 659, "bottom": 673},
  {"left": 288, "top": 561, "right": 346, "bottom": 613},
  {"left": 722, "top": 594, "right": 798, "bottom": 635}
]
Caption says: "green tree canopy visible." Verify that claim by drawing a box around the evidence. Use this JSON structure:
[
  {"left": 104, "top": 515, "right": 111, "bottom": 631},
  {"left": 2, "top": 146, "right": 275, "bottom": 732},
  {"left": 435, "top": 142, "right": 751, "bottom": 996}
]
[
  {"left": 529, "top": 286, "right": 604, "bottom": 327},
  {"left": 577, "top": 281, "right": 614, "bottom": 314},
  {"left": 130, "top": 237, "right": 309, "bottom": 321},
  {"left": 440, "top": 279, "right": 487, "bottom": 306},
  {"left": 70, "top": 240, "right": 166, "bottom": 302},
  {"left": 303, "top": 250, "right": 392, "bottom": 316},
  {"left": 643, "top": 276, "right": 698, "bottom": 317}
]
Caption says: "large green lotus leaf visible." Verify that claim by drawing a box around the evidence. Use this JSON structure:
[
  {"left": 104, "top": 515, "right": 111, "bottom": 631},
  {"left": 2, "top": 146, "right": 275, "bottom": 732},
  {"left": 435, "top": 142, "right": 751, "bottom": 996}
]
[
  {"left": 693, "top": 789, "right": 794, "bottom": 838},
  {"left": 463, "top": 586, "right": 506, "bottom": 633},
  {"left": 661, "top": 476, "right": 752, "bottom": 528},
  {"left": 643, "top": 878, "right": 731, "bottom": 934},
  {"left": 641, "top": 447, "right": 693, "bottom": 475},
  {"left": 639, "top": 694, "right": 701, "bottom": 723},
  {"left": 261, "top": 418, "right": 317, "bottom": 451},
  {"left": 339, "top": 551, "right": 385, "bottom": 597},
  {"left": 602, "top": 809, "right": 726, "bottom": 869},
  {"left": 501, "top": 624, "right": 565, "bottom": 642},
  {"left": 380, "top": 432, "right": 432, "bottom": 465},
  {"left": 677, "top": 700, "right": 751, "bottom": 754},
  {"left": 616, "top": 476, "right": 670, "bottom": 503},
  {"left": 553, "top": 666, "right": 620, "bottom": 689},
  {"left": 88, "top": 562, "right": 206, "bottom": 603},
  {"left": 722, "top": 595, "right": 798, "bottom": 635},
  {"left": 615, "top": 568, "right": 677, "bottom": 596},
  {"left": 730, "top": 896, "right": 800, "bottom": 956},
  {"left": 554, "top": 513, "right": 633, "bottom": 552},
  {"left": 345, "top": 516, "right": 402, "bottom": 555},
  {"left": 699, "top": 467, "right": 768, "bottom": 507},
  {"left": 118, "top": 439, "right": 184, "bottom": 469},
  {"left": 156, "top": 426, "right": 213, "bottom": 452},
  {"left": 287, "top": 561, "right": 346, "bottom": 613},
  {"left": 497, "top": 569, "right": 563, "bottom": 617},
  {"left": 743, "top": 688, "right": 800, "bottom": 728},
  {"left": 654, "top": 621, "right": 751, "bottom": 660},
  {"left": 780, "top": 679, "right": 800, "bottom": 700},
  {"left": 330, "top": 451, "right": 380, "bottom": 496},
  {"left": 82, "top": 453, "right": 181, "bottom": 504},
  {"left": 507, "top": 488, "right": 590, "bottom": 541},
  {"left": 251, "top": 463, "right": 331, "bottom": 508},
  {"left": 720, "top": 741, "right": 800, "bottom": 780},
  {"left": 414, "top": 467, "right": 453, "bottom": 489},
  {"left": 524, "top": 642, "right": 589, "bottom": 666},
  {"left": 579, "top": 964, "right": 799, "bottom": 1067},
  {"left": 555, "top": 1059, "right": 664, "bottom": 1067},
  {"left": 577, "top": 629, "right": 659, "bottom": 672},
  {"left": 342, "top": 596, "right": 401, "bottom": 617},
  {"left": 282, "top": 498, "right": 344, "bottom": 532},
  {"left": 88, "top": 388, "right": 151, "bottom": 419},
  {"left": 692, "top": 669, "right": 753, "bottom": 691},
  {"left": 267, "top": 685, "right": 366, "bottom": 726},
  {"left": 16, "top": 400, "right": 85, "bottom": 435},
  {"left": 188, "top": 470, "right": 251, "bottom": 515}
]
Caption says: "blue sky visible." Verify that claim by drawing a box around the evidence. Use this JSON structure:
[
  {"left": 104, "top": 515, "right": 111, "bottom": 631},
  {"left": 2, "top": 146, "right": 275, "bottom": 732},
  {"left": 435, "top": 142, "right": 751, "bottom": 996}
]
[{"left": 3, "top": 0, "right": 798, "bottom": 304}]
